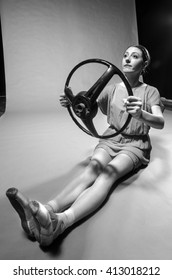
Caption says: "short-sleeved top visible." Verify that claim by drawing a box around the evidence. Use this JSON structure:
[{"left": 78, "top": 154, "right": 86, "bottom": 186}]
[{"left": 96, "top": 82, "right": 164, "bottom": 165}]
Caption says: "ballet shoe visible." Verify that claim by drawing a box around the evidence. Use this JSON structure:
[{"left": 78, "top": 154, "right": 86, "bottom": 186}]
[
  {"left": 6, "top": 187, "right": 38, "bottom": 239},
  {"left": 29, "top": 200, "right": 55, "bottom": 246},
  {"left": 29, "top": 200, "right": 51, "bottom": 228},
  {"left": 29, "top": 200, "right": 64, "bottom": 246}
]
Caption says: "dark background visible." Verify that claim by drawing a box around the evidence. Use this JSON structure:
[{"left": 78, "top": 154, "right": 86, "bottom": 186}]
[
  {"left": 136, "top": 0, "right": 172, "bottom": 99},
  {"left": 0, "top": 18, "right": 6, "bottom": 115}
]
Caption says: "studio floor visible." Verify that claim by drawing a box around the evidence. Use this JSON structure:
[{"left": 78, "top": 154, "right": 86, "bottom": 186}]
[{"left": 0, "top": 109, "right": 172, "bottom": 260}]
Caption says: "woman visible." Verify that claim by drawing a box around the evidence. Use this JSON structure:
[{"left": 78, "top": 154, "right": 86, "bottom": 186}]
[{"left": 6, "top": 45, "right": 164, "bottom": 246}]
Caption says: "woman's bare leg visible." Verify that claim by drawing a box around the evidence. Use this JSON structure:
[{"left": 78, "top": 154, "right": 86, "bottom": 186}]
[
  {"left": 46, "top": 148, "right": 112, "bottom": 212},
  {"left": 29, "top": 153, "right": 134, "bottom": 246},
  {"left": 62, "top": 153, "right": 134, "bottom": 225}
]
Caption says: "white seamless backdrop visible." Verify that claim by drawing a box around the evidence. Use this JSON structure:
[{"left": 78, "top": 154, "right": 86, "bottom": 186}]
[{"left": 0, "top": 0, "right": 137, "bottom": 113}]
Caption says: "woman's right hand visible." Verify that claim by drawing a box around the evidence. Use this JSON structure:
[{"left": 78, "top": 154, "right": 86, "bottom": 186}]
[{"left": 59, "top": 94, "right": 71, "bottom": 107}]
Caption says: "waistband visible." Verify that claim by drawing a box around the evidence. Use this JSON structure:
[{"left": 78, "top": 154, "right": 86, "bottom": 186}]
[{"left": 120, "top": 132, "right": 148, "bottom": 140}]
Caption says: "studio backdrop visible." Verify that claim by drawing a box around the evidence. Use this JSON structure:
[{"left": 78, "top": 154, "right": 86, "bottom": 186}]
[{"left": 0, "top": 0, "right": 138, "bottom": 114}]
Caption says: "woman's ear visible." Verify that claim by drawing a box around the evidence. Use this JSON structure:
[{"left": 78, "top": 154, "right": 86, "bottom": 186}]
[
  {"left": 144, "top": 61, "right": 149, "bottom": 68},
  {"left": 142, "top": 61, "right": 149, "bottom": 74},
  {"left": 141, "top": 62, "right": 148, "bottom": 75}
]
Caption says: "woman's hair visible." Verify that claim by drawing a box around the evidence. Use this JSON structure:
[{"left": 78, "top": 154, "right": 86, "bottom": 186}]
[{"left": 133, "top": 45, "right": 151, "bottom": 74}]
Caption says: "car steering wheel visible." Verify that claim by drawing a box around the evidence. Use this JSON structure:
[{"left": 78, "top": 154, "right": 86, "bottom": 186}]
[{"left": 64, "top": 58, "right": 133, "bottom": 139}]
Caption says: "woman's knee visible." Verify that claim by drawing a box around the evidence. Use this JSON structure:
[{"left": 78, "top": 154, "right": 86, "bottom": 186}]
[
  {"left": 90, "top": 159, "right": 104, "bottom": 173},
  {"left": 84, "top": 159, "right": 103, "bottom": 179},
  {"left": 102, "top": 155, "right": 133, "bottom": 181},
  {"left": 102, "top": 164, "right": 118, "bottom": 180}
]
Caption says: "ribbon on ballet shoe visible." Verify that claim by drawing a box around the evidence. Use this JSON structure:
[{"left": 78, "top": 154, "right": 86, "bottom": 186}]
[
  {"left": 37, "top": 211, "right": 64, "bottom": 246},
  {"left": 52, "top": 217, "right": 65, "bottom": 240},
  {"left": 38, "top": 223, "right": 54, "bottom": 247},
  {"left": 29, "top": 200, "right": 51, "bottom": 228},
  {"left": 29, "top": 200, "right": 55, "bottom": 246}
]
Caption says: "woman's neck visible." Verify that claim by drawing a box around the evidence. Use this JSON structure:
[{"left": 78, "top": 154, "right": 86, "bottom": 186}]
[{"left": 125, "top": 74, "right": 141, "bottom": 88}]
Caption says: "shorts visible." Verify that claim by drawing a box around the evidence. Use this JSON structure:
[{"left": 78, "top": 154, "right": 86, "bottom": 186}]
[{"left": 95, "top": 141, "right": 150, "bottom": 170}]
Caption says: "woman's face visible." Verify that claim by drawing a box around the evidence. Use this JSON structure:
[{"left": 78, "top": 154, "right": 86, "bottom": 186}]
[{"left": 122, "top": 46, "right": 145, "bottom": 75}]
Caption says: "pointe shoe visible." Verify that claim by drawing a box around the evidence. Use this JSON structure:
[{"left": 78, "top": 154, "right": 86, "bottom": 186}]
[
  {"left": 29, "top": 200, "right": 51, "bottom": 228},
  {"left": 29, "top": 200, "right": 54, "bottom": 246},
  {"left": 29, "top": 200, "right": 64, "bottom": 246},
  {"left": 6, "top": 187, "right": 37, "bottom": 238}
]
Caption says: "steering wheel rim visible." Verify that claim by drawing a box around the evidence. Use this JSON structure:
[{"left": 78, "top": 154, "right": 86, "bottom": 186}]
[{"left": 64, "top": 58, "right": 133, "bottom": 139}]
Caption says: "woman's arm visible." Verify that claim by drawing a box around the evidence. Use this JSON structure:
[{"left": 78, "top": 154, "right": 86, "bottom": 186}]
[
  {"left": 140, "top": 105, "right": 164, "bottom": 129},
  {"left": 124, "top": 96, "right": 164, "bottom": 129}
]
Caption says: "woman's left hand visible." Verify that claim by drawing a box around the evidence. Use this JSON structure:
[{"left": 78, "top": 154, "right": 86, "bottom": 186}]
[{"left": 123, "top": 96, "right": 142, "bottom": 119}]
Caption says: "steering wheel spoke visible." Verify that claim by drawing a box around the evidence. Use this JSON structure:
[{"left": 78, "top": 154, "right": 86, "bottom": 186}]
[
  {"left": 81, "top": 116, "right": 99, "bottom": 138},
  {"left": 85, "top": 66, "right": 114, "bottom": 102}
]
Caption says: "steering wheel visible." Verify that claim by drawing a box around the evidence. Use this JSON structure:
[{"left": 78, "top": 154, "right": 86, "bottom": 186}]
[{"left": 64, "top": 58, "right": 133, "bottom": 139}]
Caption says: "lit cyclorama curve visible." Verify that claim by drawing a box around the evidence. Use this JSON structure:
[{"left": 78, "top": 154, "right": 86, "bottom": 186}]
[{"left": 64, "top": 58, "right": 133, "bottom": 139}]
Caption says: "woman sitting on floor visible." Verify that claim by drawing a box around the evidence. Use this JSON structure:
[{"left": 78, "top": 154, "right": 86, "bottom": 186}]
[{"left": 6, "top": 45, "right": 164, "bottom": 246}]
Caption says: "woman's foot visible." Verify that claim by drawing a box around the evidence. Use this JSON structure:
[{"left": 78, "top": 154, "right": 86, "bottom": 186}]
[
  {"left": 6, "top": 187, "right": 38, "bottom": 239},
  {"left": 29, "top": 200, "right": 65, "bottom": 246}
]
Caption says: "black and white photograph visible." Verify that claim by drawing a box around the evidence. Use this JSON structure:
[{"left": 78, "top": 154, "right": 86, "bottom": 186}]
[{"left": 0, "top": 0, "right": 172, "bottom": 278}]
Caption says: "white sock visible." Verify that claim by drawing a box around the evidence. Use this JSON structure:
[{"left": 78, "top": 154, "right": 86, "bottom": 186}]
[
  {"left": 64, "top": 208, "right": 75, "bottom": 227},
  {"left": 45, "top": 200, "right": 59, "bottom": 212},
  {"left": 58, "top": 208, "right": 75, "bottom": 231}
]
